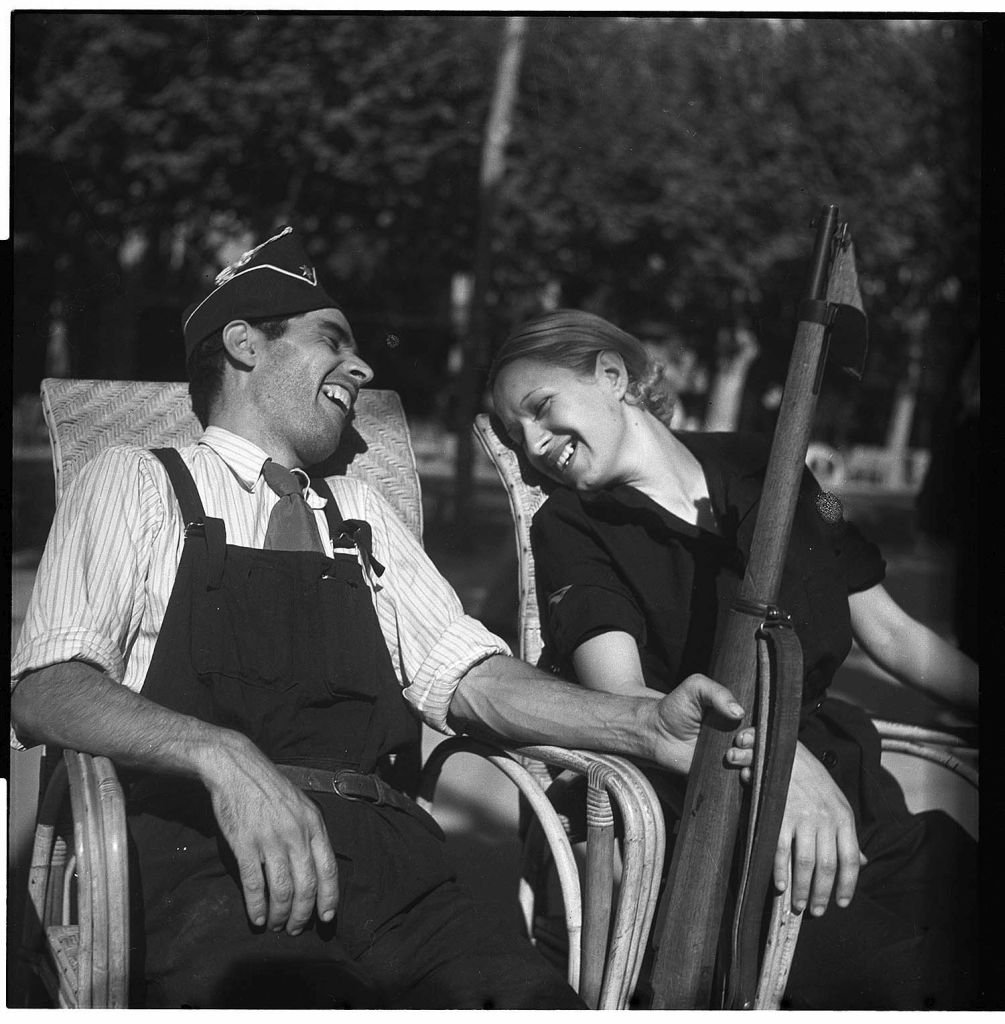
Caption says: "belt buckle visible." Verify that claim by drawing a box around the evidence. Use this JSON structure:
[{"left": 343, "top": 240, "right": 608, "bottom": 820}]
[{"left": 333, "top": 769, "right": 385, "bottom": 806}]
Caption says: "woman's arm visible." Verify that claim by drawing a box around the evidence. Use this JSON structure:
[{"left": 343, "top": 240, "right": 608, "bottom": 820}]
[
  {"left": 849, "top": 583, "right": 978, "bottom": 713},
  {"left": 571, "top": 628, "right": 861, "bottom": 915},
  {"left": 571, "top": 630, "right": 665, "bottom": 697}
]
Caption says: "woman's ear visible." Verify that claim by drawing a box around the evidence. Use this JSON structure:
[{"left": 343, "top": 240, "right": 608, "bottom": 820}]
[
  {"left": 221, "top": 320, "right": 257, "bottom": 368},
  {"left": 595, "top": 350, "right": 629, "bottom": 399}
]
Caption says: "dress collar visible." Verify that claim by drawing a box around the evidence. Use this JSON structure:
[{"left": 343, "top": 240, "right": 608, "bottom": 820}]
[{"left": 578, "top": 432, "right": 767, "bottom": 538}]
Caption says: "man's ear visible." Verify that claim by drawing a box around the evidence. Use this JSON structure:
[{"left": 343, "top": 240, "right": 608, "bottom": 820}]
[
  {"left": 595, "top": 350, "right": 629, "bottom": 399},
  {"left": 221, "top": 320, "right": 257, "bottom": 368}
]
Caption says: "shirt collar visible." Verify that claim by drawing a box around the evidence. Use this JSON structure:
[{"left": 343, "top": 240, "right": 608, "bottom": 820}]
[
  {"left": 198, "top": 426, "right": 328, "bottom": 509},
  {"left": 198, "top": 426, "right": 276, "bottom": 492}
]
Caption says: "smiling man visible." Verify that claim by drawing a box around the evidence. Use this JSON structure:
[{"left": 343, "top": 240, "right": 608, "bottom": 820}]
[{"left": 11, "top": 227, "right": 751, "bottom": 1009}]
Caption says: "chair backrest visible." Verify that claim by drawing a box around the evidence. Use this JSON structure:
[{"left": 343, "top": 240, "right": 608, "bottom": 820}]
[
  {"left": 472, "top": 413, "right": 549, "bottom": 663},
  {"left": 40, "top": 379, "right": 423, "bottom": 542}
]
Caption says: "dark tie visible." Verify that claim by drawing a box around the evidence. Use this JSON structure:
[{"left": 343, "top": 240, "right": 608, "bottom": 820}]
[{"left": 262, "top": 461, "right": 325, "bottom": 553}]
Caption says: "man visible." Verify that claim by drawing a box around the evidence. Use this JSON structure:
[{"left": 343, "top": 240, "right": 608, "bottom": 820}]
[{"left": 11, "top": 227, "right": 750, "bottom": 1009}]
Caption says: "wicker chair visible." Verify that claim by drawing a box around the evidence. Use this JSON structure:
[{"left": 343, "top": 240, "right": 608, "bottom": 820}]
[
  {"left": 14, "top": 377, "right": 662, "bottom": 1009},
  {"left": 471, "top": 411, "right": 979, "bottom": 1010}
]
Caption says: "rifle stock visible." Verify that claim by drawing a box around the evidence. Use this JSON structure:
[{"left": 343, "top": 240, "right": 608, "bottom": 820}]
[{"left": 649, "top": 205, "right": 845, "bottom": 1009}]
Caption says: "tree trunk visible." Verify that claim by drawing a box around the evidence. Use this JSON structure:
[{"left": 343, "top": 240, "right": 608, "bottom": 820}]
[
  {"left": 704, "top": 325, "right": 759, "bottom": 432},
  {"left": 883, "top": 332, "right": 923, "bottom": 489},
  {"left": 452, "top": 16, "right": 527, "bottom": 526}
]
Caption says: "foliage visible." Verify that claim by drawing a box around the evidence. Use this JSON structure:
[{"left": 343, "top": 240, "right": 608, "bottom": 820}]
[
  {"left": 497, "top": 17, "right": 980, "bottom": 443},
  {"left": 13, "top": 12, "right": 499, "bottom": 397},
  {"left": 12, "top": 14, "right": 982, "bottom": 442}
]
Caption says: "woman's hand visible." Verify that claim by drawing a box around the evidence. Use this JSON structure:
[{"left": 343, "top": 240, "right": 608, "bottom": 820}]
[{"left": 774, "top": 741, "right": 865, "bottom": 917}]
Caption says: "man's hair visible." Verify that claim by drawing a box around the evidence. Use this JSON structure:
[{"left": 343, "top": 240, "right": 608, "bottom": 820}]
[
  {"left": 488, "top": 309, "right": 677, "bottom": 428},
  {"left": 188, "top": 315, "right": 293, "bottom": 427}
]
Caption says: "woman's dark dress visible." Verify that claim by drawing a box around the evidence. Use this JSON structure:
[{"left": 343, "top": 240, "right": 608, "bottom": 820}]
[{"left": 531, "top": 431, "right": 978, "bottom": 1009}]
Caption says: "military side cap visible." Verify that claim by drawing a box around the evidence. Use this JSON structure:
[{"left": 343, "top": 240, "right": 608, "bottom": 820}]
[{"left": 182, "top": 226, "right": 338, "bottom": 361}]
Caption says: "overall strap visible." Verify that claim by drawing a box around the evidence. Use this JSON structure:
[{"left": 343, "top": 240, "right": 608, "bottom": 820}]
[
  {"left": 310, "top": 474, "right": 346, "bottom": 541},
  {"left": 151, "top": 447, "right": 206, "bottom": 524},
  {"left": 312, "top": 475, "right": 385, "bottom": 578},
  {"left": 150, "top": 448, "right": 227, "bottom": 589}
]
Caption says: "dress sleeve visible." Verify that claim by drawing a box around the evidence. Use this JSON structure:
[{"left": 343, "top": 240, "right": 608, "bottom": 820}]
[
  {"left": 796, "top": 464, "right": 886, "bottom": 594},
  {"left": 835, "top": 518, "right": 887, "bottom": 593},
  {"left": 531, "top": 496, "right": 646, "bottom": 664}
]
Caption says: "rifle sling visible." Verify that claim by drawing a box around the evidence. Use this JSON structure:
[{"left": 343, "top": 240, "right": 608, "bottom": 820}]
[{"left": 726, "top": 618, "right": 804, "bottom": 1009}]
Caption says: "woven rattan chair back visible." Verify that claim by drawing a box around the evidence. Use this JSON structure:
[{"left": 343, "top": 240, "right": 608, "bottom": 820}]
[
  {"left": 472, "top": 414, "right": 548, "bottom": 663},
  {"left": 40, "top": 379, "right": 423, "bottom": 542}
]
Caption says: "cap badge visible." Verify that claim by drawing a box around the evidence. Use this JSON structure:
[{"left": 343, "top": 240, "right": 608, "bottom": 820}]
[{"left": 213, "top": 225, "right": 294, "bottom": 288}]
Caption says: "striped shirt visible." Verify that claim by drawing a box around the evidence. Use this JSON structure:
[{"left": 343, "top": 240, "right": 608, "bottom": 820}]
[{"left": 11, "top": 426, "right": 509, "bottom": 748}]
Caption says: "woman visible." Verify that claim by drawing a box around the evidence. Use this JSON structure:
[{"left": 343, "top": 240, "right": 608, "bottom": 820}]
[{"left": 488, "top": 309, "right": 979, "bottom": 1009}]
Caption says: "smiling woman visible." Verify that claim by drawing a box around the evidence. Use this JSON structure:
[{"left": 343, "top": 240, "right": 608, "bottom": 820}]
[
  {"left": 489, "top": 311, "right": 715, "bottom": 527},
  {"left": 486, "top": 308, "right": 980, "bottom": 1009}
]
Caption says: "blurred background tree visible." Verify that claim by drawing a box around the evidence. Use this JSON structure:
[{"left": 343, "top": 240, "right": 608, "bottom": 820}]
[{"left": 12, "top": 13, "right": 982, "bottom": 452}]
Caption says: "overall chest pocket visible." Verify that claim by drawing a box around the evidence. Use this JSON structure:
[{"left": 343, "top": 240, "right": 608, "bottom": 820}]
[
  {"left": 190, "top": 557, "right": 325, "bottom": 692},
  {"left": 188, "top": 551, "right": 384, "bottom": 763},
  {"left": 190, "top": 551, "right": 383, "bottom": 700}
]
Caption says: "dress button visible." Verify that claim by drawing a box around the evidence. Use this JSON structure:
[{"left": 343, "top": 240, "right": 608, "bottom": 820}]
[{"left": 821, "top": 750, "right": 838, "bottom": 768}]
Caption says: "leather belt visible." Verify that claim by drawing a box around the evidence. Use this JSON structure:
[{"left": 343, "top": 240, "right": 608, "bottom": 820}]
[{"left": 275, "top": 764, "right": 415, "bottom": 817}]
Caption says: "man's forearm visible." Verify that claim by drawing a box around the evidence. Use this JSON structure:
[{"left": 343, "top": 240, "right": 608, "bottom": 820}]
[
  {"left": 449, "top": 655, "right": 748, "bottom": 777},
  {"left": 450, "top": 655, "right": 657, "bottom": 756},
  {"left": 11, "top": 661, "right": 248, "bottom": 784},
  {"left": 13, "top": 661, "right": 344, "bottom": 935}
]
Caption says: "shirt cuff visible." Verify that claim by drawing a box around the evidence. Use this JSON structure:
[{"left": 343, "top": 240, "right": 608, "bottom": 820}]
[{"left": 402, "top": 615, "right": 511, "bottom": 735}]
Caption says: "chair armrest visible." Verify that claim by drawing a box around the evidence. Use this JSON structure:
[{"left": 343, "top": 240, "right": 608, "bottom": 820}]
[
  {"left": 873, "top": 719, "right": 979, "bottom": 788},
  {"left": 418, "top": 738, "right": 666, "bottom": 1009},
  {"left": 20, "top": 750, "right": 129, "bottom": 1008}
]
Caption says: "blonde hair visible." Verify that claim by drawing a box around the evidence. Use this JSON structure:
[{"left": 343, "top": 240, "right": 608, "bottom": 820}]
[{"left": 489, "top": 310, "right": 676, "bottom": 427}]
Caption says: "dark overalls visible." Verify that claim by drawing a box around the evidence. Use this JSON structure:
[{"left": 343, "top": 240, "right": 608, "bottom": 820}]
[{"left": 124, "top": 450, "right": 582, "bottom": 1009}]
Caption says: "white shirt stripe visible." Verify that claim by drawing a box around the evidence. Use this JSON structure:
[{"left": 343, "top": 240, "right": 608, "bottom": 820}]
[{"left": 11, "top": 427, "right": 509, "bottom": 748}]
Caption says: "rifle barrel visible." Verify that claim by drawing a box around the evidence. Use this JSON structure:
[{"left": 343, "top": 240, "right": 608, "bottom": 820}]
[{"left": 648, "top": 205, "right": 842, "bottom": 1009}]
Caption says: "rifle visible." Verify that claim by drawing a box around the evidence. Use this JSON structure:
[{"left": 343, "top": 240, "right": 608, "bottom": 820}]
[{"left": 648, "top": 204, "right": 868, "bottom": 1009}]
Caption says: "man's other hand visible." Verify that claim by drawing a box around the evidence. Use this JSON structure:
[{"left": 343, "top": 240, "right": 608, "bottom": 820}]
[{"left": 202, "top": 733, "right": 340, "bottom": 935}]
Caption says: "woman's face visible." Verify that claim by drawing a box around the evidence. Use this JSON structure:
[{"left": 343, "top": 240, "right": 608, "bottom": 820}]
[{"left": 491, "top": 355, "right": 630, "bottom": 490}]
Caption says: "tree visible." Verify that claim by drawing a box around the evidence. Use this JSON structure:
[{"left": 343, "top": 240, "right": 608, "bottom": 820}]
[
  {"left": 13, "top": 15, "right": 981, "bottom": 451},
  {"left": 453, "top": 16, "right": 528, "bottom": 522},
  {"left": 13, "top": 13, "right": 500, "bottom": 399}
]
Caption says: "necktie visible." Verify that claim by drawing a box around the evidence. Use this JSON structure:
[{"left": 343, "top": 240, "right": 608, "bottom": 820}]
[{"left": 262, "top": 461, "right": 326, "bottom": 553}]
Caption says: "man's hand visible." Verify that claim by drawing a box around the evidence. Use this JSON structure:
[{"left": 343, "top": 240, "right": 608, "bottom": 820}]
[
  {"left": 647, "top": 673, "right": 751, "bottom": 776},
  {"left": 12, "top": 664, "right": 340, "bottom": 935},
  {"left": 774, "top": 741, "right": 864, "bottom": 916},
  {"left": 202, "top": 733, "right": 340, "bottom": 935}
]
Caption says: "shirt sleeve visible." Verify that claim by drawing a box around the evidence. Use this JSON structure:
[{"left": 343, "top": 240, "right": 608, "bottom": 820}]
[
  {"left": 531, "top": 495, "right": 646, "bottom": 665},
  {"left": 361, "top": 484, "right": 511, "bottom": 734},
  {"left": 10, "top": 447, "right": 169, "bottom": 749}
]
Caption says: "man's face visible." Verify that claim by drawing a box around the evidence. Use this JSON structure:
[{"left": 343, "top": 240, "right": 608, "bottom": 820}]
[{"left": 249, "top": 308, "right": 374, "bottom": 468}]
